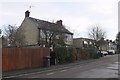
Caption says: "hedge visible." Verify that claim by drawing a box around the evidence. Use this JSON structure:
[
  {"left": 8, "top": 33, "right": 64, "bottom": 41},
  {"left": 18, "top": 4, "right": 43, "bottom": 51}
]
[{"left": 54, "top": 47, "right": 77, "bottom": 64}]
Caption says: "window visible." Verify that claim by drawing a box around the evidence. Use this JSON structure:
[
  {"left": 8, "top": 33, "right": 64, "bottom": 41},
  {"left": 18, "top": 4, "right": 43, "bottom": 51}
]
[
  {"left": 83, "top": 41, "right": 88, "bottom": 48},
  {"left": 40, "top": 30, "right": 45, "bottom": 38},
  {"left": 65, "top": 34, "right": 72, "bottom": 41}
]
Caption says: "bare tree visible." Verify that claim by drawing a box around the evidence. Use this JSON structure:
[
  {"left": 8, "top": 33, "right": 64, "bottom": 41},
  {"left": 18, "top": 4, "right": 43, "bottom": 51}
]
[
  {"left": 41, "top": 29, "right": 65, "bottom": 48},
  {"left": 88, "top": 25, "right": 106, "bottom": 41},
  {"left": 42, "top": 29, "right": 56, "bottom": 47},
  {"left": 88, "top": 25, "right": 106, "bottom": 49},
  {"left": 3, "top": 25, "right": 26, "bottom": 47},
  {"left": 2, "top": 36, "right": 8, "bottom": 47},
  {"left": 38, "top": 20, "right": 68, "bottom": 48}
]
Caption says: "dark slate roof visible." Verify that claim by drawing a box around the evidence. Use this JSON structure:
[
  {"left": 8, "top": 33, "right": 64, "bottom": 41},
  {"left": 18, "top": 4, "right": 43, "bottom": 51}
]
[
  {"left": 28, "top": 17, "right": 73, "bottom": 35},
  {"left": 97, "top": 39, "right": 109, "bottom": 45},
  {"left": 73, "top": 37, "right": 95, "bottom": 42}
]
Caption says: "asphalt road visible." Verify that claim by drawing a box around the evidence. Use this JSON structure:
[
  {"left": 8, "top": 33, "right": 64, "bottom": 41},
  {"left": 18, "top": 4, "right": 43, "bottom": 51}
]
[{"left": 5, "top": 54, "right": 120, "bottom": 78}]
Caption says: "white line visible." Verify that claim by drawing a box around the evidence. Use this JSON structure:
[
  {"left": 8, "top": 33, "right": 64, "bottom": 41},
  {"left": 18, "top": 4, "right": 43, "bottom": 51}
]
[
  {"left": 60, "top": 69, "right": 67, "bottom": 72},
  {"left": 46, "top": 72, "right": 54, "bottom": 75},
  {"left": 107, "top": 67, "right": 118, "bottom": 70}
]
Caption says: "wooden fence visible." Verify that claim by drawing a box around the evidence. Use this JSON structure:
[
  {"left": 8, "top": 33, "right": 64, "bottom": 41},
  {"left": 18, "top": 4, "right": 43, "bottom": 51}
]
[{"left": 2, "top": 48, "right": 50, "bottom": 71}]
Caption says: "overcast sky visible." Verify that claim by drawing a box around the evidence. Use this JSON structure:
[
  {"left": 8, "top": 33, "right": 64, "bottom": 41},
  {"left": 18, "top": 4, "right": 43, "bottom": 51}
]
[{"left": 0, "top": 0, "right": 119, "bottom": 40}]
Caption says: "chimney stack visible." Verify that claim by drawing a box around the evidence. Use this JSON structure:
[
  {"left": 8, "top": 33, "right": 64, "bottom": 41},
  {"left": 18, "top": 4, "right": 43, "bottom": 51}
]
[
  {"left": 56, "top": 20, "right": 62, "bottom": 26},
  {"left": 25, "top": 10, "right": 30, "bottom": 18}
]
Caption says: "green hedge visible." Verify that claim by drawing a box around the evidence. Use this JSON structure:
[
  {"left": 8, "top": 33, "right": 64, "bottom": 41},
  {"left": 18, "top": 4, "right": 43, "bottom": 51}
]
[
  {"left": 88, "top": 48, "right": 99, "bottom": 59},
  {"left": 54, "top": 47, "right": 99, "bottom": 64},
  {"left": 54, "top": 47, "right": 77, "bottom": 64},
  {"left": 79, "top": 48, "right": 99, "bottom": 60}
]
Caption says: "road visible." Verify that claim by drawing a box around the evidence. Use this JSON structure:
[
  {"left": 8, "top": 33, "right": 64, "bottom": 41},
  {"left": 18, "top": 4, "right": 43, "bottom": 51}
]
[{"left": 5, "top": 54, "right": 119, "bottom": 78}]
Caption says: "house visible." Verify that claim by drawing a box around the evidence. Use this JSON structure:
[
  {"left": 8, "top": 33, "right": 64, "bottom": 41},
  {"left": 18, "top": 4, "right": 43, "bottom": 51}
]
[
  {"left": 108, "top": 41, "right": 117, "bottom": 51},
  {"left": 19, "top": 10, "right": 73, "bottom": 47},
  {"left": 73, "top": 38, "right": 96, "bottom": 60},
  {"left": 98, "top": 42, "right": 109, "bottom": 51},
  {"left": 73, "top": 38, "right": 95, "bottom": 49},
  {"left": 97, "top": 38, "right": 117, "bottom": 51},
  {"left": 97, "top": 38, "right": 109, "bottom": 51}
]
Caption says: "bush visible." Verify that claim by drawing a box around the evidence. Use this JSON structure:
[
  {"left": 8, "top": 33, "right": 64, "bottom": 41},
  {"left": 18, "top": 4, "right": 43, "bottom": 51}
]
[
  {"left": 79, "top": 48, "right": 99, "bottom": 60},
  {"left": 80, "top": 49, "right": 90, "bottom": 60},
  {"left": 70, "top": 48, "right": 77, "bottom": 62},
  {"left": 88, "top": 48, "right": 99, "bottom": 59},
  {"left": 55, "top": 47, "right": 67, "bottom": 64},
  {"left": 54, "top": 47, "right": 77, "bottom": 64}
]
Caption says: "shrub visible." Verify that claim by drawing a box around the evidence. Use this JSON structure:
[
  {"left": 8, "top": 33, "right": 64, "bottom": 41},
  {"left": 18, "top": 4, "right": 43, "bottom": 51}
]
[
  {"left": 88, "top": 48, "right": 99, "bottom": 59},
  {"left": 80, "top": 49, "right": 90, "bottom": 60},
  {"left": 54, "top": 47, "right": 77, "bottom": 64},
  {"left": 69, "top": 48, "right": 77, "bottom": 62}
]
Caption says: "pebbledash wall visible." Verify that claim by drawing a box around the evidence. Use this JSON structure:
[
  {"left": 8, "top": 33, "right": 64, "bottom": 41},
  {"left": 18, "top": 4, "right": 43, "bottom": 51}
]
[{"left": 2, "top": 47, "right": 50, "bottom": 71}]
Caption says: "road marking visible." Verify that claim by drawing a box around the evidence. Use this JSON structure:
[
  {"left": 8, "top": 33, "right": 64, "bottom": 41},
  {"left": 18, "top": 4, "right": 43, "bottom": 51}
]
[
  {"left": 60, "top": 69, "right": 67, "bottom": 72},
  {"left": 107, "top": 63, "right": 118, "bottom": 70},
  {"left": 107, "top": 67, "right": 118, "bottom": 70},
  {"left": 46, "top": 72, "right": 54, "bottom": 75}
]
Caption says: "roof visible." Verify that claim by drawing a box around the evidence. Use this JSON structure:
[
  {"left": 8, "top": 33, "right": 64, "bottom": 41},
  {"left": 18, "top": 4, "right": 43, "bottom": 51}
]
[
  {"left": 73, "top": 37, "right": 95, "bottom": 42},
  {"left": 97, "top": 39, "right": 109, "bottom": 45},
  {"left": 28, "top": 17, "right": 73, "bottom": 35}
]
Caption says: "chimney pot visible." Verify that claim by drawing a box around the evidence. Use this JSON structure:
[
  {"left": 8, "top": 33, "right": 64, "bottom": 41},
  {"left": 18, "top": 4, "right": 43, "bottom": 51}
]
[
  {"left": 25, "top": 10, "right": 30, "bottom": 18},
  {"left": 56, "top": 20, "right": 62, "bottom": 26}
]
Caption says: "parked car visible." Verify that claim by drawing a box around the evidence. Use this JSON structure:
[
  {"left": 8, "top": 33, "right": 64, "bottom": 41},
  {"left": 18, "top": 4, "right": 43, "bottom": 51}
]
[
  {"left": 108, "top": 50, "right": 115, "bottom": 55},
  {"left": 101, "top": 51, "right": 108, "bottom": 56}
]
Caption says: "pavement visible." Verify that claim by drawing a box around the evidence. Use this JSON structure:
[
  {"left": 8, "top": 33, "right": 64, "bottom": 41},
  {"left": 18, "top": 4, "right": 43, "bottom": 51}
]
[{"left": 2, "top": 59, "right": 96, "bottom": 78}]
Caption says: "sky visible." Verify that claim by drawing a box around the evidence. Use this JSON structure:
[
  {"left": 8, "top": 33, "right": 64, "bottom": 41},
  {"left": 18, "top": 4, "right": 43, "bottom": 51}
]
[{"left": 0, "top": 0, "right": 119, "bottom": 40}]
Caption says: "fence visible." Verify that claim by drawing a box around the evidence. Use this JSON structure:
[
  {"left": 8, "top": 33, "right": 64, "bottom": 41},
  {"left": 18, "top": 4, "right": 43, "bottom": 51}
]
[{"left": 2, "top": 48, "right": 50, "bottom": 71}]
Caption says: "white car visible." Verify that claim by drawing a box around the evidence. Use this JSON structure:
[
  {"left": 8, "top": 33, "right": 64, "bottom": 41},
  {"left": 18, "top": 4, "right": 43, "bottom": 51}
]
[
  {"left": 108, "top": 50, "right": 115, "bottom": 55},
  {"left": 101, "top": 51, "right": 108, "bottom": 56}
]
